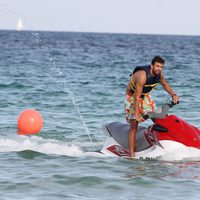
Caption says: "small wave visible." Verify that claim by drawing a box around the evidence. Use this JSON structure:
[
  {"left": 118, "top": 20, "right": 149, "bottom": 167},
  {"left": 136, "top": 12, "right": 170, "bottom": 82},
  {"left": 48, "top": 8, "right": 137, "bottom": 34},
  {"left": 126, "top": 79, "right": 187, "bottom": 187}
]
[
  {"left": 0, "top": 136, "right": 83, "bottom": 157},
  {"left": 0, "top": 82, "right": 27, "bottom": 89}
]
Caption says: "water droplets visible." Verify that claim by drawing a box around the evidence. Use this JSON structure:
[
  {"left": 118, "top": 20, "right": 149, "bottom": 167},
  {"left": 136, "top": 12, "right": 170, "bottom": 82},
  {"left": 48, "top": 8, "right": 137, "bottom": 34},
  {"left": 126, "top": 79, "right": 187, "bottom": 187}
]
[{"left": 31, "top": 32, "right": 93, "bottom": 143}]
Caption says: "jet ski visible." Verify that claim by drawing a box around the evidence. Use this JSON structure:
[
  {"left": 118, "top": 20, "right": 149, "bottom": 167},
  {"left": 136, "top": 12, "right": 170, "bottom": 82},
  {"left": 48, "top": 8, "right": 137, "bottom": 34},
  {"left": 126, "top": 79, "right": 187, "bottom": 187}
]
[{"left": 89, "top": 102, "right": 200, "bottom": 159}]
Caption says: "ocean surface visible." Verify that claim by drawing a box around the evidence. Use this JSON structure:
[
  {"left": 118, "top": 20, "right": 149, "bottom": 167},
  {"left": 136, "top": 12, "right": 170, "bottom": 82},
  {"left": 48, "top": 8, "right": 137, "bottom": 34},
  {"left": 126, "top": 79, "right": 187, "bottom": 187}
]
[{"left": 0, "top": 30, "right": 200, "bottom": 199}]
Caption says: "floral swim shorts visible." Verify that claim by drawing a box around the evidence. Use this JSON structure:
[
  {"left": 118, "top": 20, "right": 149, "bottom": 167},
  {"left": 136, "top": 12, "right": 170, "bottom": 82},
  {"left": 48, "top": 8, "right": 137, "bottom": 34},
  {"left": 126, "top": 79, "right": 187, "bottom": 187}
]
[{"left": 124, "top": 93, "right": 156, "bottom": 122}]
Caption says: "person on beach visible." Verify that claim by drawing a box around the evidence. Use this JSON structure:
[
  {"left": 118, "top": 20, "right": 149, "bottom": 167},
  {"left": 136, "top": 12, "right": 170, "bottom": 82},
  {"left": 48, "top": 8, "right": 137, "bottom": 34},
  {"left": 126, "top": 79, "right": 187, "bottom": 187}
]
[{"left": 124, "top": 56, "right": 179, "bottom": 158}]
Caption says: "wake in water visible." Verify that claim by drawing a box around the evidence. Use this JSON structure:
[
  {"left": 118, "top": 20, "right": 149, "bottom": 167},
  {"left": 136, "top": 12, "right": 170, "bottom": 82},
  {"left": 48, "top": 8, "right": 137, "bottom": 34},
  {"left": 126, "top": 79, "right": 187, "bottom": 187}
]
[{"left": 0, "top": 135, "right": 83, "bottom": 157}]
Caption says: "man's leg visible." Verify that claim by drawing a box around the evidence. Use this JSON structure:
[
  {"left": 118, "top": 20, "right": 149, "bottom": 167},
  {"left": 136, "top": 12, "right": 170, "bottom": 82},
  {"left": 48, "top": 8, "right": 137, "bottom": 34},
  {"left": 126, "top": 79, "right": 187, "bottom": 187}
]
[{"left": 129, "top": 119, "right": 138, "bottom": 158}]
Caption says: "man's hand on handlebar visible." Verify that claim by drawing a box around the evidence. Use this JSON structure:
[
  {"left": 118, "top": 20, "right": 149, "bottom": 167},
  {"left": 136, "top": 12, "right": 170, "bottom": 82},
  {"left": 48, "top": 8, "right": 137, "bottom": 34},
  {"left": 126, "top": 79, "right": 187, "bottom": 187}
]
[{"left": 172, "top": 94, "right": 180, "bottom": 104}]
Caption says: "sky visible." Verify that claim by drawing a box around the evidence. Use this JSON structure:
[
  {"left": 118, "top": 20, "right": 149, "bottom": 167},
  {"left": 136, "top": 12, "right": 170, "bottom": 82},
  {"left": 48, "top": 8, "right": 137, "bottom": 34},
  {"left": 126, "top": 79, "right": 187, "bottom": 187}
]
[{"left": 0, "top": 0, "right": 200, "bottom": 35}]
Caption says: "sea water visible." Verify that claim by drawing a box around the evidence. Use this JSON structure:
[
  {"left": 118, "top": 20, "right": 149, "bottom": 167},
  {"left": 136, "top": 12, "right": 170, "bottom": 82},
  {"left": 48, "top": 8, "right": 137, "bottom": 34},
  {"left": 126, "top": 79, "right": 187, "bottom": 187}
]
[{"left": 0, "top": 30, "right": 200, "bottom": 199}]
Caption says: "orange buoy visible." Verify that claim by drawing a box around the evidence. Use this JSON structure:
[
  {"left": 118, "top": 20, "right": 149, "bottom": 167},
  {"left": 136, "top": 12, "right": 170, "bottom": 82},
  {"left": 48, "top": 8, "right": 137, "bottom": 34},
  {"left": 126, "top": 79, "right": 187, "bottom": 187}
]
[{"left": 17, "top": 109, "right": 43, "bottom": 135}]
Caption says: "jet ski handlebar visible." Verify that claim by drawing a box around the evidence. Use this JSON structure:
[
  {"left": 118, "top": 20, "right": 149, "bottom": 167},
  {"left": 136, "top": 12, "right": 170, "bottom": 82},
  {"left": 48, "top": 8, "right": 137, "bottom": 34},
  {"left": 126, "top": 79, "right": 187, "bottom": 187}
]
[{"left": 143, "top": 101, "right": 179, "bottom": 120}]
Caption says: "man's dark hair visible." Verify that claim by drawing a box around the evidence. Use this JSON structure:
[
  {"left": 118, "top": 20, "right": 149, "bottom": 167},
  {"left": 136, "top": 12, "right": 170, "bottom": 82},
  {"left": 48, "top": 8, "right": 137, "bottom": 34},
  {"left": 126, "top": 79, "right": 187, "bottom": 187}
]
[{"left": 151, "top": 56, "right": 165, "bottom": 65}]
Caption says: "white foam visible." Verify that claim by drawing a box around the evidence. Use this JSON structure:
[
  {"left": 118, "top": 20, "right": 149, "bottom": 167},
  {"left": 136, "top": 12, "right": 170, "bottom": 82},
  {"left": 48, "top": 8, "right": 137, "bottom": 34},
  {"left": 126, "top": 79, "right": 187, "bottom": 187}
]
[
  {"left": 0, "top": 136, "right": 83, "bottom": 157},
  {"left": 158, "top": 146, "right": 200, "bottom": 162}
]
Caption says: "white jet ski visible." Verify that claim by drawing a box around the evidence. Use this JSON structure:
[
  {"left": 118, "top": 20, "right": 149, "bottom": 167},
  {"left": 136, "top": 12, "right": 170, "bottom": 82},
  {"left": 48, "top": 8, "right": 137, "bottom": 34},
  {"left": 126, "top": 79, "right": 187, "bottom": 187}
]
[{"left": 87, "top": 102, "right": 200, "bottom": 159}]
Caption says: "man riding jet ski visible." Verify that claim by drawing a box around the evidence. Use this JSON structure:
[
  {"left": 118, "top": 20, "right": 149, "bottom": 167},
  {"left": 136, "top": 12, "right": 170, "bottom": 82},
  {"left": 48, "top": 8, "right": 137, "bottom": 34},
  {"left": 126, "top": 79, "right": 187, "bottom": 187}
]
[{"left": 94, "top": 102, "right": 200, "bottom": 159}]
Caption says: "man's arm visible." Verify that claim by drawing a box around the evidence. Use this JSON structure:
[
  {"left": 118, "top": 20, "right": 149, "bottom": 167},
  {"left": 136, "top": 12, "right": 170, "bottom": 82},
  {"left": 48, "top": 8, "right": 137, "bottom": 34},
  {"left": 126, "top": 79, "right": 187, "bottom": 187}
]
[{"left": 160, "top": 73, "right": 179, "bottom": 103}]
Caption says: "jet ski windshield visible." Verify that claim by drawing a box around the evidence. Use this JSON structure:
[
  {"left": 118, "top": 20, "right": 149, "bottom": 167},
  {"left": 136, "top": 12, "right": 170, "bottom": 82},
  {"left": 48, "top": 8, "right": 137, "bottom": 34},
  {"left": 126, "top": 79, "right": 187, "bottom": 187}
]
[{"left": 145, "top": 102, "right": 178, "bottom": 120}]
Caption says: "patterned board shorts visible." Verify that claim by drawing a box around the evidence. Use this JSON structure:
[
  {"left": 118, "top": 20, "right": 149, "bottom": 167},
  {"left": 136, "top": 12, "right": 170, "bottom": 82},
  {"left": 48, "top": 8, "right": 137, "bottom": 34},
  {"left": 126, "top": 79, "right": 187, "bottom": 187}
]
[{"left": 124, "top": 93, "right": 156, "bottom": 122}]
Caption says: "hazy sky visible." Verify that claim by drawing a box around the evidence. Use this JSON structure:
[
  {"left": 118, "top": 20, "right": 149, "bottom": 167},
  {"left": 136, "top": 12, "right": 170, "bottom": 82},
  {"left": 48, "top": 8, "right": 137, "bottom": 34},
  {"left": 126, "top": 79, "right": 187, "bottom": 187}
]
[{"left": 0, "top": 0, "right": 200, "bottom": 35}]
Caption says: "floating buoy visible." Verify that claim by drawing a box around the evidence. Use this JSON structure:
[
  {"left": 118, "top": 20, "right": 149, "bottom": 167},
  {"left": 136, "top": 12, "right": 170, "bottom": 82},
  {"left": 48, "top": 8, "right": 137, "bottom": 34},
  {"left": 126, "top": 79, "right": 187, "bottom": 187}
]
[{"left": 17, "top": 109, "right": 43, "bottom": 135}]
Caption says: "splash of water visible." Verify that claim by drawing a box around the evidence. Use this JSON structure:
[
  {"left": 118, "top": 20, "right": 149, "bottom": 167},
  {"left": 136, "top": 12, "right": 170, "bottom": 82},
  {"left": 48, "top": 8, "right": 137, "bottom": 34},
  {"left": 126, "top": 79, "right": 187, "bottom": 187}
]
[{"left": 31, "top": 32, "right": 93, "bottom": 143}]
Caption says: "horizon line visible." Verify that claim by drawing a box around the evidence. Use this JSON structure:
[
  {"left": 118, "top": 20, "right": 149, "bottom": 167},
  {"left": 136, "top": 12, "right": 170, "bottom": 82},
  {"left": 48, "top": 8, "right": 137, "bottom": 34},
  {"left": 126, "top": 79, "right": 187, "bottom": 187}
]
[{"left": 0, "top": 28, "right": 200, "bottom": 37}]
